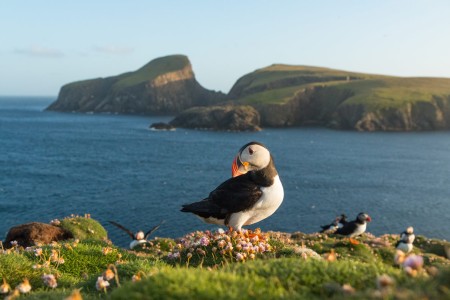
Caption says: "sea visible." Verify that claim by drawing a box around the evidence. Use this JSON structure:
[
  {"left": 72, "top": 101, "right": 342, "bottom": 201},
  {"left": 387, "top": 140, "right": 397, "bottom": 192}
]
[{"left": 1, "top": 96, "right": 449, "bottom": 248}]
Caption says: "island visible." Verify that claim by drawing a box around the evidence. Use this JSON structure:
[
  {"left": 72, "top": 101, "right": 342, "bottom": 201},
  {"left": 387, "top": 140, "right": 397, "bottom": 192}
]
[
  {"left": 46, "top": 55, "right": 226, "bottom": 115},
  {"left": 46, "top": 55, "right": 450, "bottom": 131}
]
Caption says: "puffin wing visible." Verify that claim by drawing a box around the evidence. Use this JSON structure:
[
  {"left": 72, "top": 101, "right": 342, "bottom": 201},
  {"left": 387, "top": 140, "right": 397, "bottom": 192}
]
[
  {"left": 320, "top": 223, "right": 332, "bottom": 233},
  {"left": 144, "top": 220, "right": 164, "bottom": 239},
  {"left": 335, "top": 221, "right": 357, "bottom": 236},
  {"left": 181, "top": 174, "right": 262, "bottom": 219},
  {"left": 108, "top": 221, "right": 135, "bottom": 240}
]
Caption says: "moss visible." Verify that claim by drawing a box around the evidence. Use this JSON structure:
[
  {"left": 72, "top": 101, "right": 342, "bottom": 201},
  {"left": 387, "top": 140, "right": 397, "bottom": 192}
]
[{"left": 59, "top": 216, "right": 107, "bottom": 241}]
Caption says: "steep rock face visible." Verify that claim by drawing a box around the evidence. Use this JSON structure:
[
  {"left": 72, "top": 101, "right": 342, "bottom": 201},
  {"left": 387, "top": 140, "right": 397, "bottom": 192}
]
[
  {"left": 46, "top": 55, "right": 226, "bottom": 114},
  {"left": 352, "top": 97, "right": 450, "bottom": 131},
  {"left": 237, "top": 86, "right": 450, "bottom": 131},
  {"left": 169, "top": 105, "right": 261, "bottom": 131}
]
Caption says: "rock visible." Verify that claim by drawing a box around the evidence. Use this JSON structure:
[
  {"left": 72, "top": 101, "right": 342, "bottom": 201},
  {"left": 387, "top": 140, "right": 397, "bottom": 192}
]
[
  {"left": 3, "top": 222, "right": 73, "bottom": 248},
  {"left": 169, "top": 105, "right": 261, "bottom": 131},
  {"left": 149, "top": 122, "right": 175, "bottom": 131},
  {"left": 46, "top": 55, "right": 226, "bottom": 115}
]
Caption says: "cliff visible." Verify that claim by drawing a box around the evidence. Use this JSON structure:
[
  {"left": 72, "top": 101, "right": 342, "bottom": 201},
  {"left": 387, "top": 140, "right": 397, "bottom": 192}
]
[
  {"left": 46, "top": 55, "right": 226, "bottom": 114},
  {"left": 227, "top": 65, "right": 450, "bottom": 131}
]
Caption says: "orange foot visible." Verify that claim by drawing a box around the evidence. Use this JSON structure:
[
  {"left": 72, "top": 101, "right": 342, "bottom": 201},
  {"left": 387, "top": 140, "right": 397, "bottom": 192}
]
[
  {"left": 246, "top": 228, "right": 265, "bottom": 240},
  {"left": 349, "top": 238, "right": 359, "bottom": 245}
]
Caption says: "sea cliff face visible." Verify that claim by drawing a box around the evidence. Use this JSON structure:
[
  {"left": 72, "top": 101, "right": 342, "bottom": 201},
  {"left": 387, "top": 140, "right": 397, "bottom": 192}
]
[
  {"left": 255, "top": 88, "right": 450, "bottom": 131},
  {"left": 351, "top": 96, "right": 450, "bottom": 131},
  {"left": 46, "top": 55, "right": 226, "bottom": 114}
]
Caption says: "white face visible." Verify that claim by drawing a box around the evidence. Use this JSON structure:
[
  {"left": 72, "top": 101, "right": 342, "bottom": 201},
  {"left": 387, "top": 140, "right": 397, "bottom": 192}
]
[
  {"left": 238, "top": 144, "right": 271, "bottom": 172},
  {"left": 357, "top": 213, "right": 371, "bottom": 223},
  {"left": 135, "top": 231, "right": 145, "bottom": 240}
]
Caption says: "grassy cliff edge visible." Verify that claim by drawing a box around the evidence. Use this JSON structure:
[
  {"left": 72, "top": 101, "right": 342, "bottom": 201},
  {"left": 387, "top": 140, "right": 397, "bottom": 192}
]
[{"left": 0, "top": 215, "right": 449, "bottom": 299}]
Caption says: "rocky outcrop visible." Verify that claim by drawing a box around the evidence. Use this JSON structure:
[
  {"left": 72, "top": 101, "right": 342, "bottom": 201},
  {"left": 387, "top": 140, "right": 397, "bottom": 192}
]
[
  {"left": 3, "top": 222, "right": 73, "bottom": 248},
  {"left": 46, "top": 55, "right": 226, "bottom": 114},
  {"left": 169, "top": 105, "right": 261, "bottom": 131},
  {"left": 149, "top": 122, "right": 176, "bottom": 131},
  {"left": 352, "top": 97, "right": 450, "bottom": 131}
]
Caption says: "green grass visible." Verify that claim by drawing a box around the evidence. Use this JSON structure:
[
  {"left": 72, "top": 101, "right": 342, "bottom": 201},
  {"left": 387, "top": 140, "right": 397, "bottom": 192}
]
[
  {"left": 112, "top": 55, "right": 190, "bottom": 91},
  {"left": 230, "top": 64, "right": 450, "bottom": 112},
  {"left": 59, "top": 216, "right": 108, "bottom": 241},
  {"left": 0, "top": 217, "right": 449, "bottom": 299},
  {"left": 236, "top": 86, "right": 304, "bottom": 105}
]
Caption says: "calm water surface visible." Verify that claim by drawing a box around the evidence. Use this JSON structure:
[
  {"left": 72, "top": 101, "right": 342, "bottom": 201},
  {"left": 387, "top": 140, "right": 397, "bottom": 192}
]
[{"left": 1, "top": 96, "right": 449, "bottom": 247}]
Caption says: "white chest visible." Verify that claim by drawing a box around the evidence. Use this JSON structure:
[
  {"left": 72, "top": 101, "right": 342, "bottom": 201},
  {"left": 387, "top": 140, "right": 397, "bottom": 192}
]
[
  {"left": 397, "top": 242, "right": 413, "bottom": 253},
  {"left": 349, "top": 223, "right": 367, "bottom": 237},
  {"left": 244, "top": 175, "right": 284, "bottom": 225}
]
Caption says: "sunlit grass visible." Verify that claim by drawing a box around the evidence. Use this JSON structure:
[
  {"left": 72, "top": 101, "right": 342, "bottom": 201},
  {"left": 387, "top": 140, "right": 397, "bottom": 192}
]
[{"left": 0, "top": 216, "right": 449, "bottom": 299}]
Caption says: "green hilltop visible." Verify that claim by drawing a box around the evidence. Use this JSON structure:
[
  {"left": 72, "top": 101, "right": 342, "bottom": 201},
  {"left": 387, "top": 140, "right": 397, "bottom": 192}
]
[
  {"left": 229, "top": 64, "right": 450, "bottom": 109},
  {"left": 224, "top": 64, "right": 450, "bottom": 131},
  {"left": 112, "top": 55, "right": 191, "bottom": 91}
]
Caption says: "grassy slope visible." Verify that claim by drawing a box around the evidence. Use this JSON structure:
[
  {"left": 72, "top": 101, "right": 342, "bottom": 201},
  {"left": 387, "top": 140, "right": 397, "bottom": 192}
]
[
  {"left": 0, "top": 216, "right": 449, "bottom": 299},
  {"left": 63, "top": 55, "right": 191, "bottom": 92},
  {"left": 231, "top": 64, "right": 450, "bottom": 109},
  {"left": 112, "top": 54, "right": 190, "bottom": 91}
]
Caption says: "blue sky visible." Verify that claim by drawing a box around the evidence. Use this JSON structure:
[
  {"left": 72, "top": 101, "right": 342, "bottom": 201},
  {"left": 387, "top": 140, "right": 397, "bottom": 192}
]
[{"left": 2, "top": 1, "right": 450, "bottom": 96}]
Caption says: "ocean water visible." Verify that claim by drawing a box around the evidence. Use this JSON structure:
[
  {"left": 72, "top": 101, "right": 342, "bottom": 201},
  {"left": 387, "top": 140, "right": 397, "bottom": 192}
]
[{"left": 1, "top": 96, "right": 449, "bottom": 247}]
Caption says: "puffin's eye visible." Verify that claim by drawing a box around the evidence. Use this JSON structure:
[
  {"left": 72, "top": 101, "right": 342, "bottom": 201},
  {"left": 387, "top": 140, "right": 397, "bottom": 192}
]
[{"left": 248, "top": 147, "right": 254, "bottom": 155}]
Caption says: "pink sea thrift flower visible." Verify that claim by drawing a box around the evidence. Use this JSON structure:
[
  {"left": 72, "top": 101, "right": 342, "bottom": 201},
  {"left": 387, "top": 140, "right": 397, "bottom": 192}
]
[
  {"left": 200, "top": 236, "right": 210, "bottom": 246},
  {"left": 403, "top": 255, "right": 423, "bottom": 270},
  {"left": 42, "top": 274, "right": 58, "bottom": 288},
  {"left": 95, "top": 276, "right": 110, "bottom": 291},
  {"left": 236, "top": 253, "right": 245, "bottom": 261}
]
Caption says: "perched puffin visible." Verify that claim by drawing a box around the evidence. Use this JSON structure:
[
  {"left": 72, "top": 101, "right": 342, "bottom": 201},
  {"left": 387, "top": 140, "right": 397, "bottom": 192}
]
[
  {"left": 181, "top": 141, "right": 284, "bottom": 231},
  {"left": 396, "top": 226, "right": 415, "bottom": 253},
  {"left": 320, "top": 214, "right": 348, "bottom": 233},
  {"left": 335, "top": 212, "right": 371, "bottom": 243},
  {"left": 108, "top": 220, "right": 164, "bottom": 249}
]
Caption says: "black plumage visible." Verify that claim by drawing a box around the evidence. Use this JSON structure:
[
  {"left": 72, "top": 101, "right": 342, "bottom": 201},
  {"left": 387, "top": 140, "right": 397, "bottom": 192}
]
[
  {"left": 335, "top": 212, "right": 371, "bottom": 237},
  {"left": 181, "top": 171, "right": 264, "bottom": 224}
]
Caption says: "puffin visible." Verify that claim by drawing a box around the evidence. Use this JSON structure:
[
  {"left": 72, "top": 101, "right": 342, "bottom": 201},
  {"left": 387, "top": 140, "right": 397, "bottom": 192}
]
[
  {"left": 320, "top": 214, "right": 348, "bottom": 233},
  {"left": 396, "top": 226, "right": 415, "bottom": 253},
  {"left": 181, "top": 141, "right": 284, "bottom": 231},
  {"left": 319, "top": 217, "right": 340, "bottom": 233},
  {"left": 108, "top": 220, "right": 164, "bottom": 249},
  {"left": 335, "top": 212, "right": 371, "bottom": 243}
]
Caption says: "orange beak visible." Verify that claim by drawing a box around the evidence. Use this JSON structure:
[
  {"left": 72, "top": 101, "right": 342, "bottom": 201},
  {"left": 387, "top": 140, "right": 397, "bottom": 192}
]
[{"left": 232, "top": 155, "right": 247, "bottom": 177}]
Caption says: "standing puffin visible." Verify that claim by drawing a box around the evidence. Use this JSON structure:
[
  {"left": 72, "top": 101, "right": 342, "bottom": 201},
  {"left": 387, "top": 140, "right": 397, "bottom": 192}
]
[
  {"left": 108, "top": 220, "right": 164, "bottom": 249},
  {"left": 396, "top": 226, "right": 415, "bottom": 253},
  {"left": 181, "top": 141, "right": 284, "bottom": 231},
  {"left": 335, "top": 212, "right": 371, "bottom": 243}
]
